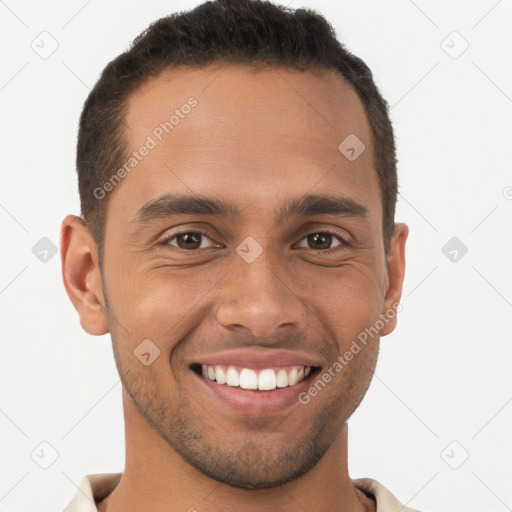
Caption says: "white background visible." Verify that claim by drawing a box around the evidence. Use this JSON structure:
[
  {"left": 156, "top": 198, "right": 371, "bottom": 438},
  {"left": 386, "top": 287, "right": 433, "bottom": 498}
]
[{"left": 0, "top": 0, "right": 511, "bottom": 511}]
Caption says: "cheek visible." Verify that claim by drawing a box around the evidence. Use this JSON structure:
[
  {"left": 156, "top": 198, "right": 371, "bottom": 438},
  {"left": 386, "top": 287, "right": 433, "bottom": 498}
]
[
  {"left": 297, "top": 262, "right": 384, "bottom": 339},
  {"left": 115, "top": 266, "right": 223, "bottom": 347}
]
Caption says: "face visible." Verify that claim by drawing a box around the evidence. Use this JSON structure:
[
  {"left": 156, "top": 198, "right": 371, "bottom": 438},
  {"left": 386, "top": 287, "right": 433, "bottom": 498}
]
[{"left": 62, "top": 63, "right": 407, "bottom": 490}]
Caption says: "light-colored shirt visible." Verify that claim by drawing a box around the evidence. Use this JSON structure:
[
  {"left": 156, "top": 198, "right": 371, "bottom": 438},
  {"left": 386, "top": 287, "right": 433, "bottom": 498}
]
[{"left": 63, "top": 473, "right": 422, "bottom": 511}]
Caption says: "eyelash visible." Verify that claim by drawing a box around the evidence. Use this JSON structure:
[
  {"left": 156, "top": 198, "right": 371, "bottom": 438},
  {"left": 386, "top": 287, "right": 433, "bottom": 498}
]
[{"left": 158, "top": 229, "right": 351, "bottom": 254}]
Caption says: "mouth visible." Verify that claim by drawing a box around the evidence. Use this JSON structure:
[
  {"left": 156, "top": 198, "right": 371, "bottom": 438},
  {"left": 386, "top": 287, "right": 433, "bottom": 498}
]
[
  {"left": 190, "top": 363, "right": 322, "bottom": 390},
  {"left": 189, "top": 362, "right": 322, "bottom": 416}
]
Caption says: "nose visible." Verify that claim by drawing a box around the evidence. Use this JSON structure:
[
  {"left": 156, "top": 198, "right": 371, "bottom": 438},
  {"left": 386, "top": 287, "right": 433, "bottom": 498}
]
[{"left": 214, "top": 247, "right": 308, "bottom": 341}]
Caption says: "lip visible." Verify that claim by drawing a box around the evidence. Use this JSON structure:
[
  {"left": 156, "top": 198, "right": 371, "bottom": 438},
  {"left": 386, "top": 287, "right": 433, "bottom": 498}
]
[
  {"left": 190, "top": 348, "right": 323, "bottom": 371},
  {"left": 190, "top": 364, "right": 321, "bottom": 417}
]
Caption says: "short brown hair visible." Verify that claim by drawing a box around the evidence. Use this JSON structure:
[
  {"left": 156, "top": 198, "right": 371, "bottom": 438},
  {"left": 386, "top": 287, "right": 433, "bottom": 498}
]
[{"left": 76, "top": 0, "right": 398, "bottom": 267}]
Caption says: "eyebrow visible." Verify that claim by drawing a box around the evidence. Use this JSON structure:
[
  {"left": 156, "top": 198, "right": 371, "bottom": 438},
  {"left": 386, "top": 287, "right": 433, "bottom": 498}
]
[{"left": 131, "top": 192, "right": 369, "bottom": 230}]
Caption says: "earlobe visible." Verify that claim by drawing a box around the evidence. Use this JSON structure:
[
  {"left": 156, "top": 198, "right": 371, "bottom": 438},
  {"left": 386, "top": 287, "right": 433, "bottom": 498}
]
[
  {"left": 380, "top": 223, "right": 409, "bottom": 337},
  {"left": 60, "top": 214, "right": 109, "bottom": 336}
]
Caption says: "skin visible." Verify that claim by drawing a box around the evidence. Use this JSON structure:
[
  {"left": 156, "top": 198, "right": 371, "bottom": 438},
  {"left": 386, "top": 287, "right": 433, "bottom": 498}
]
[{"left": 61, "top": 62, "right": 408, "bottom": 512}]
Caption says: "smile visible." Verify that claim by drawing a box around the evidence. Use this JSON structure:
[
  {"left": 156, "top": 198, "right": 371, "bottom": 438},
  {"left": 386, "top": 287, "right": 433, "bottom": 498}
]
[
  {"left": 190, "top": 362, "right": 322, "bottom": 416},
  {"left": 198, "top": 364, "right": 312, "bottom": 390}
]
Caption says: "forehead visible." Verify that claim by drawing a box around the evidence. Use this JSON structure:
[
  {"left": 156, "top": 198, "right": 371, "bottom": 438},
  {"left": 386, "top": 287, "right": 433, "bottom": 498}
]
[
  {"left": 125, "top": 63, "right": 371, "bottom": 151},
  {"left": 113, "top": 62, "right": 379, "bottom": 224}
]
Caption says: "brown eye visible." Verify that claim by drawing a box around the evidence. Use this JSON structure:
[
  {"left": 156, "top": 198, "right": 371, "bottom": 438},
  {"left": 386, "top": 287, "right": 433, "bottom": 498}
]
[
  {"left": 297, "top": 232, "right": 348, "bottom": 252},
  {"left": 162, "top": 231, "right": 216, "bottom": 251},
  {"left": 175, "top": 232, "right": 202, "bottom": 250}
]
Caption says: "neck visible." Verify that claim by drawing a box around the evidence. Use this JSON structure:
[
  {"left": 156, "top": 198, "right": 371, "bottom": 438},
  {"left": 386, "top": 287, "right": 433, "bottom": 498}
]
[{"left": 97, "top": 388, "right": 374, "bottom": 512}]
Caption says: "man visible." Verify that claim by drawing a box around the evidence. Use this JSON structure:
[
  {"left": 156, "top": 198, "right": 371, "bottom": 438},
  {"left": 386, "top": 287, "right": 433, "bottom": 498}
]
[{"left": 61, "top": 0, "right": 414, "bottom": 510}]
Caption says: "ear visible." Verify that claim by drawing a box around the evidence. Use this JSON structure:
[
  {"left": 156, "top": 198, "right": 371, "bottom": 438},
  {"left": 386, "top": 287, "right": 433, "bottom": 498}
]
[
  {"left": 380, "top": 223, "right": 409, "bottom": 337},
  {"left": 60, "top": 214, "right": 109, "bottom": 336}
]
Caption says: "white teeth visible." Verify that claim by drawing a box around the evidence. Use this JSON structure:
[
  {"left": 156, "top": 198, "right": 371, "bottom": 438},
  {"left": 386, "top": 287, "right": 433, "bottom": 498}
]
[
  {"left": 226, "top": 366, "right": 240, "bottom": 387},
  {"left": 215, "top": 366, "right": 226, "bottom": 384},
  {"left": 200, "top": 364, "right": 312, "bottom": 390},
  {"left": 276, "top": 369, "right": 288, "bottom": 388},
  {"left": 288, "top": 367, "right": 298, "bottom": 386},
  {"left": 258, "top": 369, "right": 277, "bottom": 391},
  {"left": 239, "top": 368, "right": 258, "bottom": 389}
]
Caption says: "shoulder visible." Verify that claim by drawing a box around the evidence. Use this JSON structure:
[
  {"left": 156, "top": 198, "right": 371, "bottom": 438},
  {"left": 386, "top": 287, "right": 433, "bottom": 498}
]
[
  {"left": 63, "top": 473, "right": 122, "bottom": 512},
  {"left": 352, "top": 477, "right": 424, "bottom": 512}
]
